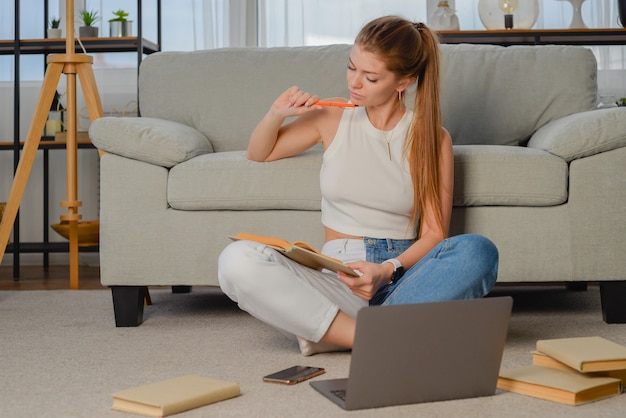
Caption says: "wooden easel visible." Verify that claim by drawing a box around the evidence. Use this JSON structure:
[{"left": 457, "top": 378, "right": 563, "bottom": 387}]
[{"left": 0, "top": 0, "right": 103, "bottom": 289}]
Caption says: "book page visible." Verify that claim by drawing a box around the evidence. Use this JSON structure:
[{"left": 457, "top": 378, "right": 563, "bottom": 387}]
[{"left": 229, "top": 232, "right": 358, "bottom": 276}]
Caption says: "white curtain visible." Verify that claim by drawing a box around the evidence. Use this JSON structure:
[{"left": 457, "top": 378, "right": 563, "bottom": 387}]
[
  {"left": 158, "top": 0, "right": 227, "bottom": 50},
  {"left": 159, "top": 0, "right": 255, "bottom": 50},
  {"left": 582, "top": 1, "right": 626, "bottom": 96},
  {"left": 258, "top": 0, "right": 430, "bottom": 46}
]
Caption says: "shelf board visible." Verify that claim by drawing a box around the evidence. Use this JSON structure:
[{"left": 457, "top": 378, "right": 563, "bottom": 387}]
[
  {"left": 4, "top": 242, "right": 99, "bottom": 253},
  {"left": 0, "top": 139, "right": 95, "bottom": 150},
  {"left": 0, "top": 36, "right": 159, "bottom": 55},
  {"left": 437, "top": 28, "right": 626, "bottom": 46}
]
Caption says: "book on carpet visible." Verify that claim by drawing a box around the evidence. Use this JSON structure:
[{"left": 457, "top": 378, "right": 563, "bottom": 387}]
[
  {"left": 229, "top": 232, "right": 358, "bottom": 276},
  {"left": 535, "top": 336, "right": 626, "bottom": 373},
  {"left": 497, "top": 365, "right": 622, "bottom": 406},
  {"left": 111, "top": 375, "right": 240, "bottom": 417},
  {"left": 532, "top": 351, "right": 626, "bottom": 391}
]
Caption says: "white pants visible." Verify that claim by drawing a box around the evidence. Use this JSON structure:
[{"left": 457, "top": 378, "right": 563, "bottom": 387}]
[{"left": 218, "top": 239, "right": 368, "bottom": 342}]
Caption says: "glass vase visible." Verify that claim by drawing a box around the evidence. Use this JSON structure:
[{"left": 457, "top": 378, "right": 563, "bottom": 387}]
[
  {"left": 429, "top": 1, "right": 460, "bottom": 31},
  {"left": 478, "top": 0, "right": 540, "bottom": 30}
]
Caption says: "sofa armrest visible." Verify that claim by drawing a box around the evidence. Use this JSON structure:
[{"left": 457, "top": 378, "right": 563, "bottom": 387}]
[
  {"left": 89, "top": 117, "right": 214, "bottom": 168},
  {"left": 527, "top": 108, "right": 626, "bottom": 162}
]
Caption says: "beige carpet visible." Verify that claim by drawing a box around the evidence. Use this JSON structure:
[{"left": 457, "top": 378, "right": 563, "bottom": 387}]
[{"left": 0, "top": 285, "right": 625, "bottom": 417}]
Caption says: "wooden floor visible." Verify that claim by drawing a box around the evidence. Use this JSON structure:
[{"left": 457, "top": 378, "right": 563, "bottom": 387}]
[{"left": 0, "top": 265, "right": 105, "bottom": 290}]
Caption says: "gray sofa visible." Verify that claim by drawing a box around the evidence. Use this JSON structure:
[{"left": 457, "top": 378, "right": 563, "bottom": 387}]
[{"left": 89, "top": 44, "right": 626, "bottom": 327}]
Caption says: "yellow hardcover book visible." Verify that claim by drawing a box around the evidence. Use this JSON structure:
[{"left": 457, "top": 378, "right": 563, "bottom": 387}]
[
  {"left": 111, "top": 375, "right": 240, "bottom": 417},
  {"left": 497, "top": 365, "right": 621, "bottom": 406},
  {"left": 229, "top": 232, "right": 359, "bottom": 276},
  {"left": 536, "top": 336, "right": 626, "bottom": 372},
  {"left": 532, "top": 351, "right": 626, "bottom": 392}
]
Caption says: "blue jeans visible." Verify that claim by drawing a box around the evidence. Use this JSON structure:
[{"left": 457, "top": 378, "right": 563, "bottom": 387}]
[{"left": 367, "top": 234, "right": 498, "bottom": 306}]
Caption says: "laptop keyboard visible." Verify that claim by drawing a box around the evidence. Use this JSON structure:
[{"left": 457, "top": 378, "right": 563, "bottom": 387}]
[{"left": 331, "top": 389, "right": 347, "bottom": 401}]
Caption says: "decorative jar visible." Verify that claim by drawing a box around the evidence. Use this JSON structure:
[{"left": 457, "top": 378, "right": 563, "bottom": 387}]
[
  {"left": 429, "top": 1, "right": 460, "bottom": 31},
  {"left": 597, "top": 94, "right": 618, "bottom": 109}
]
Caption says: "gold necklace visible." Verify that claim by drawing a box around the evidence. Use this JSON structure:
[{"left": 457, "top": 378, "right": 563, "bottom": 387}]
[{"left": 382, "top": 129, "right": 394, "bottom": 161}]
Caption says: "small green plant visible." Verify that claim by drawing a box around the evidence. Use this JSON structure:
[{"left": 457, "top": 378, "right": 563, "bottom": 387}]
[
  {"left": 108, "top": 9, "right": 129, "bottom": 22},
  {"left": 80, "top": 9, "right": 100, "bottom": 27},
  {"left": 49, "top": 17, "right": 61, "bottom": 29},
  {"left": 617, "top": 98, "right": 626, "bottom": 107}
]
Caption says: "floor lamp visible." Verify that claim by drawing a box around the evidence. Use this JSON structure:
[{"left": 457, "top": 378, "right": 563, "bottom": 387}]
[{"left": 0, "top": 0, "right": 104, "bottom": 289}]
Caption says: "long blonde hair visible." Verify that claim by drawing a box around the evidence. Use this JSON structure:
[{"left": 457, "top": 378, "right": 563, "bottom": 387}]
[{"left": 355, "top": 16, "right": 444, "bottom": 237}]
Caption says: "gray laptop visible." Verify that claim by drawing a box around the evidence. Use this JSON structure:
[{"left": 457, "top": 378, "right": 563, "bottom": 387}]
[{"left": 310, "top": 296, "right": 513, "bottom": 410}]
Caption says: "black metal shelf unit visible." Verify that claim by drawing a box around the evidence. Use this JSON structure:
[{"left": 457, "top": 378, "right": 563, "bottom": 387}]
[{"left": 1, "top": 0, "right": 161, "bottom": 279}]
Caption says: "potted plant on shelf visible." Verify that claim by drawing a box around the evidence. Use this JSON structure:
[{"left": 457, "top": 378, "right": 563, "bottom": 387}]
[
  {"left": 79, "top": 9, "right": 100, "bottom": 38},
  {"left": 108, "top": 9, "right": 132, "bottom": 37},
  {"left": 47, "top": 17, "right": 62, "bottom": 38}
]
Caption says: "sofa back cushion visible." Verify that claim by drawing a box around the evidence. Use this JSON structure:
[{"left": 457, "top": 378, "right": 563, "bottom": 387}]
[
  {"left": 139, "top": 45, "right": 352, "bottom": 153},
  {"left": 139, "top": 43, "right": 597, "bottom": 151},
  {"left": 439, "top": 44, "right": 597, "bottom": 146}
]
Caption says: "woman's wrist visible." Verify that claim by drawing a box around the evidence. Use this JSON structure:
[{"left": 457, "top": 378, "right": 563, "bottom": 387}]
[
  {"left": 381, "top": 261, "right": 394, "bottom": 281},
  {"left": 265, "top": 107, "right": 287, "bottom": 124},
  {"left": 382, "top": 258, "right": 405, "bottom": 283}
]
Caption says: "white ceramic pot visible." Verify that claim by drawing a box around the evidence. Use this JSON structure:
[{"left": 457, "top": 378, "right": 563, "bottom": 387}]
[
  {"left": 554, "top": 0, "right": 588, "bottom": 29},
  {"left": 47, "top": 28, "right": 62, "bottom": 38}
]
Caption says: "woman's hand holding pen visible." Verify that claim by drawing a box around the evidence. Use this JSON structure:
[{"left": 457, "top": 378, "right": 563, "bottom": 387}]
[
  {"left": 337, "top": 261, "right": 393, "bottom": 301},
  {"left": 248, "top": 86, "right": 328, "bottom": 161},
  {"left": 272, "top": 86, "right": 320, "bottom": 117}
]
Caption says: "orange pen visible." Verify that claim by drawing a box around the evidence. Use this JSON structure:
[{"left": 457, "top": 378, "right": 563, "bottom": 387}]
[{"left": 314, "top": 101, "right": 358, "bottom": 108}]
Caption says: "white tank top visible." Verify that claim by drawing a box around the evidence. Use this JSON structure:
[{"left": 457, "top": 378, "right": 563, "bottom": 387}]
[{"left": 320, "top": 106, "right": 417, "bottom": 239}]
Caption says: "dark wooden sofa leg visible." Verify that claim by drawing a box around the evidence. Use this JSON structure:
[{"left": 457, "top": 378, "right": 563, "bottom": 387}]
[
  {"left": 172, "top": 285, "right": 191, "bottom": 294},
  {"left": 565, "top": 282, "right": 588, "bottom": 292},
  {"left": 110, "top": 286, "right": 148, "bottom": 327},
  {"left": 600, "top": 281, "right": 626, "bottom": 324}
]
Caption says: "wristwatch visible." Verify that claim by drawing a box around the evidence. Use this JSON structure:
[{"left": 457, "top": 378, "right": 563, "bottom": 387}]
[{"left": 383, "top": 258, "right": 405, "bottom": 283}]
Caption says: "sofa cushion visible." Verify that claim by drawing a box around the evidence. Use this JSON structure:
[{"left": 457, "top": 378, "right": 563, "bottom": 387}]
[
  {"left": 139, "top": 45, "right": 352, "bottom": 153},
  {"left": 527, "top": 107, "right": 626, "bottom": 162},
  {"left": 453, "top": 145, "right": 568, "bottom": 207},
  {"left": 138, "top": 44, "right": 596, "bottom": 152},
  {"left": 167, "top": 148, "right": 323, "bottom": 210},
  {"left": 439, "top": 44, "right": 597, "bottom": 147},
  {"left": 90, "top": 117, "right": 213, "bottom": 168},
  {"left": 168, "top": 145, "right": 567, "bottom": 211}
]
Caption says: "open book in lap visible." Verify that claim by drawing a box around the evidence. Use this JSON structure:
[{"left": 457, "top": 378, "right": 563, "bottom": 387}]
[{"left": 229, "top": 232, "right": 359, "bottom": 276}]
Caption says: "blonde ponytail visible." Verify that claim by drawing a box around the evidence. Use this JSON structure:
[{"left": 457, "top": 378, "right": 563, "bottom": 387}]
[{"left": 407, "top": 24, "right": 445, "bottom": 237}]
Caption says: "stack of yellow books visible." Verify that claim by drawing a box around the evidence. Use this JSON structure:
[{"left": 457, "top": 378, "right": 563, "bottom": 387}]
[{"left": 498, "top": 336, "right": 626, "bottom": 405}]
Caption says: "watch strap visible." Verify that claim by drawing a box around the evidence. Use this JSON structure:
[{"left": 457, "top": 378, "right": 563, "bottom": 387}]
[{"left": 383, "top": 258, "right": 404, "bottom": 283}]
